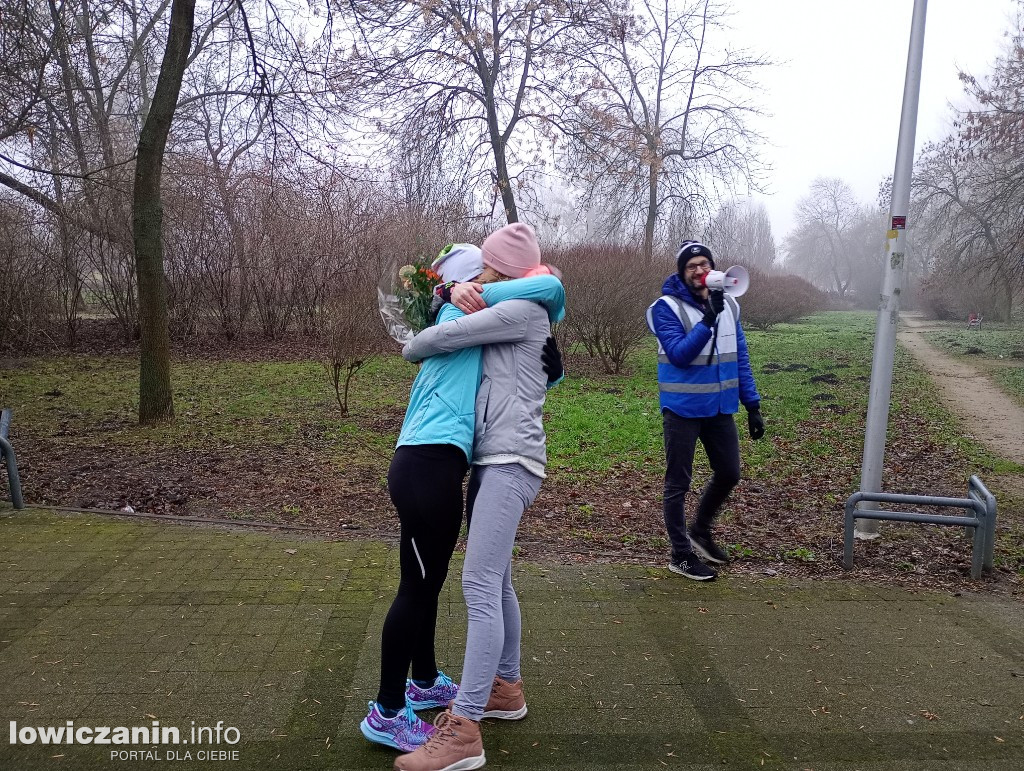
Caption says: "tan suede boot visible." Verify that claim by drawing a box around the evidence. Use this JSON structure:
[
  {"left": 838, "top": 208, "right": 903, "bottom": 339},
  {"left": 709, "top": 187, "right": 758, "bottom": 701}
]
[
  {"left": 482, "top": 676, "right": 527, "bottom": 720},
  {"left": 393, "top": 709, "right": 485, "bottom": 771}
]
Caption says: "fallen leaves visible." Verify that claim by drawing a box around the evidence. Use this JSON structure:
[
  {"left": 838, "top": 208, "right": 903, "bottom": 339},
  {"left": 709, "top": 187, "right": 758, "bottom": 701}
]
[{"left": 11, "top": 331, "right": 1021, "bottom": 594}]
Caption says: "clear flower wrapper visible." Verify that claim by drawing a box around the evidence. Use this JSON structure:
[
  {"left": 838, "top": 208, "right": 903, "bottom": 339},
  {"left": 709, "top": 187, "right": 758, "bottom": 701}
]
[{"left": 378, "top": 261, "right": 441, "bottom": 345}]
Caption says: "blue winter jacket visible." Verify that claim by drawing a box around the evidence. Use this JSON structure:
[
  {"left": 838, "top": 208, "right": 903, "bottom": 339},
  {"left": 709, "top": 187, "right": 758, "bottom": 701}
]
[
  {"left": 648, "top": 274, "right": 760, "bottom": 418},
  {"left": 396, "top": 274, "right": 565, "bottom": 462}
]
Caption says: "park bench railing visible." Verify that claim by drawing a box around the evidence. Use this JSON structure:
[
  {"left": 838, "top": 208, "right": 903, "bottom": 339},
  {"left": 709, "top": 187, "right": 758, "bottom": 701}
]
[
  {"left": 0, "top": 408, "right": 24, "bottom": 509},
  {"left": 844, "top": 476, "right": 996, "bottom": 579}
]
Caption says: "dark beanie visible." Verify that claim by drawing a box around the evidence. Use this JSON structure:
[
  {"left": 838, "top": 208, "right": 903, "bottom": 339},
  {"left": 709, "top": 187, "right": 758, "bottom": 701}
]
[{"left": 676, "top": 240, "right": 715, "bottom": 274}]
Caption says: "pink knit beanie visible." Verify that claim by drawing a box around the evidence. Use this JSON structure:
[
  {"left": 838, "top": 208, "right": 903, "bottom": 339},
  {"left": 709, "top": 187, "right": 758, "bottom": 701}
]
[{"left": 481, "top": 223, "right": 541, "bottom": 279}]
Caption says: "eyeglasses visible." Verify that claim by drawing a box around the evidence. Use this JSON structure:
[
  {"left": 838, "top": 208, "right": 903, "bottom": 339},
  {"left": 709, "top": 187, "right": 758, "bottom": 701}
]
[{"left": 684, "top": 260, "right": 711, "bottom": 273}]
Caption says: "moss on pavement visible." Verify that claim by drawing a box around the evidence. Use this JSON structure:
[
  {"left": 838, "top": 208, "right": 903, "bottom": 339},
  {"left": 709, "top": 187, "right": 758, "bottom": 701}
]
[{"left": 1, "top": 510, "right": 1022, "bottom": 770}]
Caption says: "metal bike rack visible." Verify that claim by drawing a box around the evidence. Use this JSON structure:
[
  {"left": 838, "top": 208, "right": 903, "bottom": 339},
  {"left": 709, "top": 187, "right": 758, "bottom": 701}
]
[
  {"left": 844, "top": 476, "right": 996, "bottom": 579},
  {"left": 1, "top": 408, "right": 25, "bottom": 509}
]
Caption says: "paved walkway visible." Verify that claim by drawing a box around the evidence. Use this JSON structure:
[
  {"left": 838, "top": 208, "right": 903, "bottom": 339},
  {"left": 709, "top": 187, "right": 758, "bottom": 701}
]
[{"left": 1, "top": 510, "right": 1022, "bottom": 770}]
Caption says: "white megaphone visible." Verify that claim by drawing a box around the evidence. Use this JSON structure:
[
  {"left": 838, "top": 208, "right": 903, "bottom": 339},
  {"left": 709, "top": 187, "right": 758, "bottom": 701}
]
[{"left": 701, "top": 265, "right": 749, "bottom": 297}]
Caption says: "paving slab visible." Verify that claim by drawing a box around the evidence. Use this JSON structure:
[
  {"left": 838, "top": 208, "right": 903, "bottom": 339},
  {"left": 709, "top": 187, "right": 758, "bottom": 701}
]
[{"left": 0, "top": 510, "right": 1021, "bottom": 770}]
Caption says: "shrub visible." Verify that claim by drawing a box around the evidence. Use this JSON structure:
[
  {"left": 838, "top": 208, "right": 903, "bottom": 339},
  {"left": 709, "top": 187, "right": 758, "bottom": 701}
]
[
  {"left": 0, "top": 197, "right": 57, "bottom": 352},
  {"left": 739, "top": 270, "right": 826, "bottom": 330},
  {"left": 323, "top": 270, "right": 391, "bottom": 415},
  {"left": 919, "top": 271, "right": 994, "bottom": 321},
  {"left": 547, "top": 244, "right": 662, "bottom": 373},
  {"left": 919, "top": 274, "right": 959, "bottom": 320}
]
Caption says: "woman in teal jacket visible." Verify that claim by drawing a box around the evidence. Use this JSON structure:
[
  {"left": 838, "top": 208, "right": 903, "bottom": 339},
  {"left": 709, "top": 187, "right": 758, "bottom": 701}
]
[{"left": 360, "top": 244, "right": 564, "bottom": 753}]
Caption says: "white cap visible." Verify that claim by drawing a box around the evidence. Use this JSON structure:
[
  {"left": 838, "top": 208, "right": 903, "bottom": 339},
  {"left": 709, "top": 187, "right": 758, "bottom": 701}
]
[{"left": 431, "top": 244, "right": 484, "bottom": 283}]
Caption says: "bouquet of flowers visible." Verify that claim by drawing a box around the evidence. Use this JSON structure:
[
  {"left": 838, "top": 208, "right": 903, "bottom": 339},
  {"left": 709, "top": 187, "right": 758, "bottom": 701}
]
[{"left": 378, "top": 259, "right": 442, "bottom": 344}]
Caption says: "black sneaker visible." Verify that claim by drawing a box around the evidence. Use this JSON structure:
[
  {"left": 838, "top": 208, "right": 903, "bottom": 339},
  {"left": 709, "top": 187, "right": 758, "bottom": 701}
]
[
  {"left": 668, "top": 553, "right": 717, "bottom": 581},
  {"left": 689, "top": 530, "right": 729, "bottom": 565}
]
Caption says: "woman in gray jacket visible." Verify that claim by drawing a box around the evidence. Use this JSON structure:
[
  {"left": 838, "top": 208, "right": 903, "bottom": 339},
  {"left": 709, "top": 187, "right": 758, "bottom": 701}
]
[{"left": 394, "top": 223, "right": 562, "bottom": 771}]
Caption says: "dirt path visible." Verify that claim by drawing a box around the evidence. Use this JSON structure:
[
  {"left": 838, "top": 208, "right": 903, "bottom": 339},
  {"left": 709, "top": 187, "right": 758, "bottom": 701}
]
[{"left": 898, "top": 313, "right": 1024, "bottom": 465}]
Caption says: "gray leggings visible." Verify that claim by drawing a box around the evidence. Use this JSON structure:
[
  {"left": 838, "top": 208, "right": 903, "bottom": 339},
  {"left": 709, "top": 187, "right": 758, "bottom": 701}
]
[{"left": 452, "top": 463, "right": 542, "bottom": 721}]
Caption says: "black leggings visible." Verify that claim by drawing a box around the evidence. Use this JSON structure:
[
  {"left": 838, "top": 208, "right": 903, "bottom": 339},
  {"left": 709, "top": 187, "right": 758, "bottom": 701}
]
[{"left": 376, "top": 444, "right": 468, "bottom": 710}]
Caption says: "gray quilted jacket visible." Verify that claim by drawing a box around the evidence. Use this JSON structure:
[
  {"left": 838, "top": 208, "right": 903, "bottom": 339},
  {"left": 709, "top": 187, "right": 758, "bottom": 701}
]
[{"left": 402, "top": 299, "right": 552, "bottom": 474}]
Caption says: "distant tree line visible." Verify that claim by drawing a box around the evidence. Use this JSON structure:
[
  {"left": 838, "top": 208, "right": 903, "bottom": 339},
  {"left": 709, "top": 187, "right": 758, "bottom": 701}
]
[
  {"left": 781, "top": 1, "right": 1024, "bottom": 322},
  {"left": 1, "top": 0, "right": 783, "bottom": 364}
]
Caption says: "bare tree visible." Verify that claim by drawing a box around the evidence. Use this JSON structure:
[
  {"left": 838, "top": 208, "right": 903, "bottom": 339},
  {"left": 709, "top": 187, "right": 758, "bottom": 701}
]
[
  {"left": 340, "top": 0, "right": 596, "bottom": 224},
  {"left": 1, "top": 0, "right": 170, "bottom": 349},
  {"left": 0, "top": 1, "right": 56, "bottom": 148},
  {"left": 707, "top": 200, "right": 777, "bottom": 271},
  {"left": 563, "top": 0, "right": 768, "bottom": 259},
  {"left": 938, "top": 1, "right": 1024, "bottom": 314},
  {"left": 134, "top": 0, "right": 197, "bottom": 423},
  {"left": 0, "top": 195, "right": 55, "bottom": 350},
  {"left": 1, "top": 0, "right": 349, "bottom": 410},
  {"left": 959, "top": 0, "right": 1024, "bottom": 163},
  {"left": 784, "top": 177, "right": 873, "bottom": 300},
  {"left": 913, "top": 138, "right": 1022, "bottom": 320},
  {"left": 0, "top": 1, "right": 174, "bottom": 232},
  {"left": 845, "top": 206, "right": 886, "bottom": 306}
]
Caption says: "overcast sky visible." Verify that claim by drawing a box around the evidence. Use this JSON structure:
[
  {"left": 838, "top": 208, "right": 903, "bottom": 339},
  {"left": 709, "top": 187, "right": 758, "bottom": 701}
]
[{"left": 726, "top": 0, "right": 1016, "bottom": 245}]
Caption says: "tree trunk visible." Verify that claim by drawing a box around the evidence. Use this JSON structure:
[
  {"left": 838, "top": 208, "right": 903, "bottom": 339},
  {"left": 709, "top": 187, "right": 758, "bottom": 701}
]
[
  {"left": 495, "top": 149, "right": 519, "bottom": 224},
  {"left": 643, "top": 157, "right": 659, "bottom": 261},
  {"left": 1000, "top": 263, "right": 1014, "bottom": 321},
  {"left": 485, "top": 102, "right": 518, "bottom": 223},
  {"left": 132, "top": 0, "right": 195, "bottom": 424}
]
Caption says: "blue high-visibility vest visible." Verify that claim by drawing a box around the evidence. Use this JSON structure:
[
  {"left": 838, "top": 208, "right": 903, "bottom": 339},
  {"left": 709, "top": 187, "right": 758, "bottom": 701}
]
[{"left": 646, "top": 294, "right": 741, "bottom": 417}]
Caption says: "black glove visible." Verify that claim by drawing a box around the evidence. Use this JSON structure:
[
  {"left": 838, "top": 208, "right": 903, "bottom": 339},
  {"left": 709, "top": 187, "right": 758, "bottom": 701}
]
[
  {"left": 702, "top": 289, "right": 725, "bottom": 326},
  {"left": 747, "top": 406, "right": 765, "bottom": 440},
  {"left": 541, "top": 336, "right": 564, "bottom": 383}
]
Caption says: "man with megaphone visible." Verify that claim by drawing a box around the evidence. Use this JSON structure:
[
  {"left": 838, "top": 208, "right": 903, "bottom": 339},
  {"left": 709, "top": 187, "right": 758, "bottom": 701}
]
[{"left": 645, "top": 240, "right": 764, "bottom": 581}]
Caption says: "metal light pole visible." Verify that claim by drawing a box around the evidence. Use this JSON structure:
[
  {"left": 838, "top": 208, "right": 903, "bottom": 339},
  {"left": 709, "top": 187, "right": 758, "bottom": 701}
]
[{"left": 855, "top": 0, "right": 928, "bottom": 539}]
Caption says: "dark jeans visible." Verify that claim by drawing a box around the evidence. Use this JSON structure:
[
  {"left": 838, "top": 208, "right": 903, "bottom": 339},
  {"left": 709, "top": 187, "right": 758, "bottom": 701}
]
[
  {"left": 377, "top": 443, "right": 468, "bottom": 710},
  {"left": 662, "top": 410, "right": 741, "bottom": 560}
]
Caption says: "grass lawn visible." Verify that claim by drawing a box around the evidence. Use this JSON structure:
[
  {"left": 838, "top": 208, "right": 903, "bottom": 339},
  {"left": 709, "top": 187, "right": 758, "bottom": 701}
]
[
  {"left": 923, "top": 324, "right": 1024, "bottom": 407},
  {"left": 1, "top": 311, "right": 1022, "bottom": 587}
]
